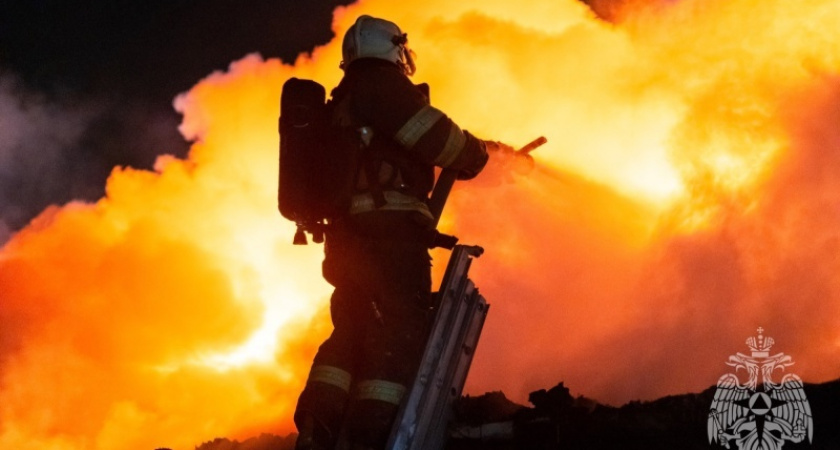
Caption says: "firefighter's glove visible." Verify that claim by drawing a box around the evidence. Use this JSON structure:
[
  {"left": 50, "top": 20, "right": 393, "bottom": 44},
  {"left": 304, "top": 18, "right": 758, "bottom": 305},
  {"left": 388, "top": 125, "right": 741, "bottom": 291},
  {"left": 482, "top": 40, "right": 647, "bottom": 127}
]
[
  {"left": 485, "top": 140, "right": 535, "bottom": 176},
  {"left": 484, "top": 140, "right": 516, "bottom": 155}
]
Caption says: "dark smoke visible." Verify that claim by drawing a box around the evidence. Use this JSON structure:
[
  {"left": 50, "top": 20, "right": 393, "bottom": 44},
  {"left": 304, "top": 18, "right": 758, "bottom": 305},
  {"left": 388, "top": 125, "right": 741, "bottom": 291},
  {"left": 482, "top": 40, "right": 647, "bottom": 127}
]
[{"left": 0, "top": 74, "right": 187, "bottom": 246}]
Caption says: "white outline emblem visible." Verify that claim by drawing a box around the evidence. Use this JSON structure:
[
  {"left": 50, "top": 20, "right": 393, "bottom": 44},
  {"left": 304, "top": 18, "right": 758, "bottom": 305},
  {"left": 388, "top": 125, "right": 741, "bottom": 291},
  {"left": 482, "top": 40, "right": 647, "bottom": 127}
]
[{"left": 708, "top": 328, "right": 813, "bottom": 449}]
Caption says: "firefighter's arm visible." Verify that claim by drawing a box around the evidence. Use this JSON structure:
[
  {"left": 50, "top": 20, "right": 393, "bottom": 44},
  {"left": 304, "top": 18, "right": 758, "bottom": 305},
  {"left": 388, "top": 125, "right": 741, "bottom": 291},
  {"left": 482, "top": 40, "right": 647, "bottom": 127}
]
[
  {"left": 362, "top": 70, "right": 489, "bottom": 177},
  {"left": 390, "top": 103, "right": 489, "bottom": 179},
  {"left": 483, "top": 138, "right": 539, "bottom": 176},
  {"left": 379, "top": 89, "right": 539, "bottom": 181}
]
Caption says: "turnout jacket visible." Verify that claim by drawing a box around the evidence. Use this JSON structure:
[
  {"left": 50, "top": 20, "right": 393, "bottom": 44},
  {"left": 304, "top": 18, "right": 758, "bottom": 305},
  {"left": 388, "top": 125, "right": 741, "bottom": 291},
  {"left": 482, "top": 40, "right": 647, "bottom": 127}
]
[{"left": 331, "top": 58, "right": 489, "bottom": 222}]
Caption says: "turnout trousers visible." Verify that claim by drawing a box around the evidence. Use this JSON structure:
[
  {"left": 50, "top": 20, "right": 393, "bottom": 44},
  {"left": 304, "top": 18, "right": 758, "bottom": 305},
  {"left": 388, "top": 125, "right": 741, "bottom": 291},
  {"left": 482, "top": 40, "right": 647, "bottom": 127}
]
[{"left": 294, "top": 213, "right": 432, "bottom": 449}]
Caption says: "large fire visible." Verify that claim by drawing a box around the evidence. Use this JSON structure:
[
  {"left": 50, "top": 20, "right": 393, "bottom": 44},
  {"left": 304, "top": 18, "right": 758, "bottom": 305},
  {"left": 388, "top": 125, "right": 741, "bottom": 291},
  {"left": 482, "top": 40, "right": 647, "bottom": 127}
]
[{"left": 3, "top": 0, "right": 840, "bottom": 448}]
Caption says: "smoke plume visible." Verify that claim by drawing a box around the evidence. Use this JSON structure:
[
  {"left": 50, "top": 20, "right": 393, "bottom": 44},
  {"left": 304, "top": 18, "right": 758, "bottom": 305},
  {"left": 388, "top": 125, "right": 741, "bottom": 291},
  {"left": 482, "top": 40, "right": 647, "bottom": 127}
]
[
  {"left": 0, "top": 75, "right": 99, "bottom": 245},
  {"left": 0, "top": 74, "right": 187, "bottom": 246}
]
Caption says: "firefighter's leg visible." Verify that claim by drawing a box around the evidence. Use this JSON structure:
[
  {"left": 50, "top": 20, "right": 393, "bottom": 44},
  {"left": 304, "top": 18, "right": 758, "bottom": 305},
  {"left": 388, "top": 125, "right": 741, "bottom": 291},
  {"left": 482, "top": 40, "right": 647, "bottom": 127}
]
[
  {"left": 343, "top": 243, "right": 432, "bottom": 449},
  {"left": 295, "top": 286, "right": 365, "bottom": 449}
]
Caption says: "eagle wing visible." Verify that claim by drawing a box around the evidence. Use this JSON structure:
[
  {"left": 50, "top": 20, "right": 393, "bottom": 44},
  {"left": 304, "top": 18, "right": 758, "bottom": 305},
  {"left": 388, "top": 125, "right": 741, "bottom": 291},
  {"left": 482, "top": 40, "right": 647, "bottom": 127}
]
[
  {"left": 770, "top": 373, "right": 813, "bottom": 444},
  {"left": 708, "top": 373, "right": 751, "bottom": 444}
]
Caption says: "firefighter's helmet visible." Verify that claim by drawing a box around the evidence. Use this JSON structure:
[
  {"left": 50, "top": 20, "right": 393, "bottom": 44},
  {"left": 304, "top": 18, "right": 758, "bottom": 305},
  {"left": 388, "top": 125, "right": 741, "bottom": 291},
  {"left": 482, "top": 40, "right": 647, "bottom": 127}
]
[{"left": 341, "top": 15, "right": 416, "bottom": 76}]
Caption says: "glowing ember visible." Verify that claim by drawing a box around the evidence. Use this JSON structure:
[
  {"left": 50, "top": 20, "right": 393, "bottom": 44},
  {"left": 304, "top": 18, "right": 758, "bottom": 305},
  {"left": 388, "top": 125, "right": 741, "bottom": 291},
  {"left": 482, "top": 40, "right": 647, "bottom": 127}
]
[{"left": 3, "top": 0, "right": 840, "bottom": 448}]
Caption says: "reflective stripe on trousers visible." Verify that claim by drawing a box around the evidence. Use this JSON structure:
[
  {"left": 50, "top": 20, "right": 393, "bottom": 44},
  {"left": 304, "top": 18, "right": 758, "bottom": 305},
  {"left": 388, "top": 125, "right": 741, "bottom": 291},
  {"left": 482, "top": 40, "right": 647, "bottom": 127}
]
[
  {"left": 355, "top": 379, "right": 407, "bottom": 406},
  {"left": 307, "top": 364, "right": 352, "bottom": 393}
]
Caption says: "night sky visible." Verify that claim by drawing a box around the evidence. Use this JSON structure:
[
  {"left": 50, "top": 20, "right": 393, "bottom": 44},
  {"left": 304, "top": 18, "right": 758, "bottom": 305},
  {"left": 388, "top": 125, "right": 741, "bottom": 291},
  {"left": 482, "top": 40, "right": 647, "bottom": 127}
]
[{"left": 0, "top": 0, "right": 352, "bottom": 241}]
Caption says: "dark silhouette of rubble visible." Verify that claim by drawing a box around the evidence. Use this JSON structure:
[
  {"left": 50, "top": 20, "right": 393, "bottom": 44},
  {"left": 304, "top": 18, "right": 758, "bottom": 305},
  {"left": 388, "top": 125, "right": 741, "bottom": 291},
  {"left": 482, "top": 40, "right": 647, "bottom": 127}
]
[
  {"left": 194, "top": 433, "right": 296, "bottom": 450},
  {"left": 449, "top": 378, "right": 840, "bottom": 449},
  {"left": 454, "top": 391, "right": 527, "bottom": 425},
  {"left": 185, "top": 378, "right": 840, "bottom": 450}
]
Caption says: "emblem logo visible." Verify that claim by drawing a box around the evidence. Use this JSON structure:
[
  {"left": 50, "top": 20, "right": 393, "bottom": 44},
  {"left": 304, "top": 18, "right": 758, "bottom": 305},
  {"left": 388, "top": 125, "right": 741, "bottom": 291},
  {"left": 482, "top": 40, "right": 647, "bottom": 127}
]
[{"left": 708, "top": 327, "right": 813, "bottom": 449}]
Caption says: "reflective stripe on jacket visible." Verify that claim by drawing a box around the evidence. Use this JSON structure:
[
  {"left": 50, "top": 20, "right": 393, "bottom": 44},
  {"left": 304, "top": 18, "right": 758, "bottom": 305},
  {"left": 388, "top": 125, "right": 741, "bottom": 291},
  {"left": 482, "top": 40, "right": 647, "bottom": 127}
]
[{"left": 333, "top": 58, "right": 488, "bottom": 214}]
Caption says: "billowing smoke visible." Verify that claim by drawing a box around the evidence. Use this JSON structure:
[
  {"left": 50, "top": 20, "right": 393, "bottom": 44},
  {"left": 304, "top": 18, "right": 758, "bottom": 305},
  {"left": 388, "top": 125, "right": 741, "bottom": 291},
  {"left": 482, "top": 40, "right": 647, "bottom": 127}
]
[
  {"left": 2, "top": 0, "right": 840, "bottom": 448},
  {"left": 0, "top": 74, "right": 187, "bottom": 247},
  {"left": 1, "top": 56, "right": 330, "bottom": 449},
  {"left": 0, "top": 75, "right": 100, "bottom": 245}
]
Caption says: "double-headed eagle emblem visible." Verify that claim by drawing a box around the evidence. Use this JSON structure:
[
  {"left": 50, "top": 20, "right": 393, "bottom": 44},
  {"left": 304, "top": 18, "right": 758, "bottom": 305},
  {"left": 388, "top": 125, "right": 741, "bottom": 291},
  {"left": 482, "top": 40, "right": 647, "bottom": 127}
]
[{"left": 708, "top": 328, "right": 813, "bottom": 450}]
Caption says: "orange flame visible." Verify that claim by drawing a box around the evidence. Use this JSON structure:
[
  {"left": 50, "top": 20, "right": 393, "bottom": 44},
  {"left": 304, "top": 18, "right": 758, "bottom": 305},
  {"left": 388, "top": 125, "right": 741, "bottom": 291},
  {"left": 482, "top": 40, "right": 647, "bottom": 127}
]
[{"left": 3, "top": 0, "right": 840, "bottom": 448}]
